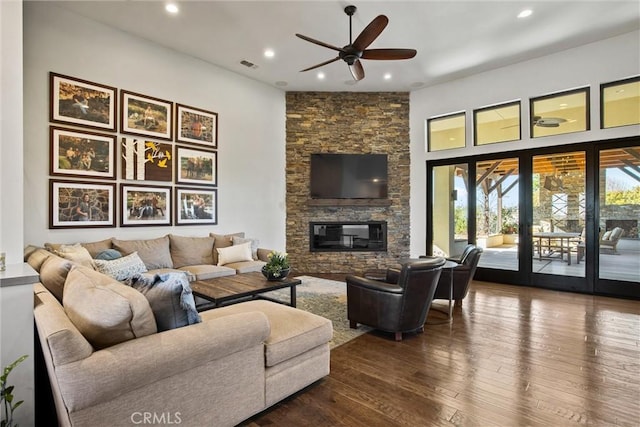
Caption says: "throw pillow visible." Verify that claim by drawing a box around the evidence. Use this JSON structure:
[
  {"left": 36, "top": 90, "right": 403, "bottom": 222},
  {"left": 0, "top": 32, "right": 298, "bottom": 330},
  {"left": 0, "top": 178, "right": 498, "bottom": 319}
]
[
  {"left": 232, "top": 236, "right": 260, "bottom": 260},
  {"left": 95, "top": 249, "right": 123, "bottom": 260},
  {"left": 112, "top": 236, "right": 173, "bottom": 270},
  {"left": 54, "top": 243, "right": 95, "bottom": 268},
  {"left": 125, "top": 272, "right": 201, "bottom": 332},
  {"left": 94, "top": 252, "right": 148, "bottom": 281},
  {"left": 63, "top": 266, "right": 157, "bottom": 349},
  {"left": 210, "top": 232, "right": 245, "bottom": 265},
  {"left": 217, "top": 242, "right": 252, "bottom": 266},
  {"left": 169, "top": 234, "right": 215, "bottom": 268},
  {"left": 81, "top": 238, "right": 113, "bottom": 258}
]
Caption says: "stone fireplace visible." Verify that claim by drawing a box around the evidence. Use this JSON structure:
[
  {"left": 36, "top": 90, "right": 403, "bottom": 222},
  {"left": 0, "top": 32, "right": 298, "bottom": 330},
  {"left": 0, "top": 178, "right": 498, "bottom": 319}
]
[{"left": 286, "top": 92, "right": 410, "bottom": 273}]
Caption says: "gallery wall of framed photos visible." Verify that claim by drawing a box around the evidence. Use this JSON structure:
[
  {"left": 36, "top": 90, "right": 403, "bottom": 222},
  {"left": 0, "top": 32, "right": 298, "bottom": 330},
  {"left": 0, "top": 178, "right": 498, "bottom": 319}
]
[{"left": 48, "top": 72, "right": 219, "bottom": 229}]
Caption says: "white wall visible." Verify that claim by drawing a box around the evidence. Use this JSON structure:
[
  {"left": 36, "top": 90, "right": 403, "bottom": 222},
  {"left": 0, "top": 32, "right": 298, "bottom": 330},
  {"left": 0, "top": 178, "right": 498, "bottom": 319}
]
[
  {"left": 409, "top": 30, "right": 640, "bottom": 257},
  {"left": 23, "top": 2, "right": 286, "bottom": 249},
  {"left": 0, "top": 0, "right": 25, "bottom": 264}
]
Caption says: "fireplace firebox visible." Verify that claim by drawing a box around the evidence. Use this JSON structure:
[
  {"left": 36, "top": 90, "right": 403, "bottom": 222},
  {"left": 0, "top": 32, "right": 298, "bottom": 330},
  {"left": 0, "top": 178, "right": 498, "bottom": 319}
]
[{"left": 309, "top": 221, "right": 387, "bottom": 252}]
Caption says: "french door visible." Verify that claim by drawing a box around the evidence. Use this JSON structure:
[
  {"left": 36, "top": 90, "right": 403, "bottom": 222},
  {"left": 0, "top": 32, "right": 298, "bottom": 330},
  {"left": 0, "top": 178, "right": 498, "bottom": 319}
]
[{"left": 427, "top": 137, "right": 640, "bottom": 298}]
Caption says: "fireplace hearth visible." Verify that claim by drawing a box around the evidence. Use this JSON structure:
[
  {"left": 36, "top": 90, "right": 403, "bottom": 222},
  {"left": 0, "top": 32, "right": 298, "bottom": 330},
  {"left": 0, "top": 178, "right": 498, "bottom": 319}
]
[{"left": 310, "top": 221, "right": 387, "bottom": 252}]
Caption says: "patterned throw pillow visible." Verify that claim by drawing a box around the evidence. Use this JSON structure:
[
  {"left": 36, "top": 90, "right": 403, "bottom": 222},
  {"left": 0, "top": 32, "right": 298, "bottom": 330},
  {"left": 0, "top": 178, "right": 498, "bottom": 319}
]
[
  {"left": 125, "top": 272, "right": 201, "bottom": 332},
  {"left": 94, "top": 252, "right": 148, "bottom": 281}
]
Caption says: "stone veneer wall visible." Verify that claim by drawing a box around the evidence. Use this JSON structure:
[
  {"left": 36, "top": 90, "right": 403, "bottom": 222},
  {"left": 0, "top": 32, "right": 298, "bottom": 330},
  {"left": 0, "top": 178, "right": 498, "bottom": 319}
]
[{"left": 286, "top": 92, "right": 410, "bottom": 273}]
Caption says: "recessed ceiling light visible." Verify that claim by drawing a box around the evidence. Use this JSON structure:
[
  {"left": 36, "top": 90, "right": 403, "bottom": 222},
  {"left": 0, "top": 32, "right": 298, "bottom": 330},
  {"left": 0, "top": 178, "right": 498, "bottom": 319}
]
[
  {"left": 384, "top": 73, "right": 392, "bottom": 80},
  {"left": 317, "top": 72, "right": 325, "bottom": 80},
  {"left": 264, "top": 49, "right": 275, "bottom": 58},
  {"left": 517, "top": 9, "right": 532, "bottom": 19},
  {"left": 165, "top": 3, "right": 179, "bottom": 14}
]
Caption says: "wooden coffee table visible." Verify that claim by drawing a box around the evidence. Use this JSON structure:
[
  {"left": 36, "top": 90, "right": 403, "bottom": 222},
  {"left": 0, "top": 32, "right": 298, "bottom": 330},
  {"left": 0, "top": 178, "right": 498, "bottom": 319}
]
[{"left": 191, "top": 271, "right": 302, "bottom": 311}]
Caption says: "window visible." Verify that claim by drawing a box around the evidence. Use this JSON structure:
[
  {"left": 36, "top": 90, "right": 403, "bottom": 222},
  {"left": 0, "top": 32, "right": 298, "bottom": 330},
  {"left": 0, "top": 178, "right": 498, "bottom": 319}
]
[
  {"left": 601, "top": 76, "right": 640, "bottom": 129},
  {"left": 473, "top": 101, "right": 521, "bottom": 146},
  {"left": 530, "top": 87, "right": 590, "bottom": 138},
  {"left": 427, "top": 112, "right": 465, "bottom": 151}
]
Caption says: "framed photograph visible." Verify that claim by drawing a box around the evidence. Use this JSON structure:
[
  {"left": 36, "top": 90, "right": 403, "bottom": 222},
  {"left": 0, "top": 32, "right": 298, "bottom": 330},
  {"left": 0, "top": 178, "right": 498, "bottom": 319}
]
[
  {"left": 50, "top": 126, "right": 116, "bottom": 179},
  {"left": 175, "top": 187, "right": 217, "bottom": 225},
  {"left": 121, "top": 137, "right": 173, "bottom": 182},
  {"left": 176, "top": 104, "right": 218, "bottom": 147},
  {"left": 50, "top": 72, "right": 117, "bottom": 131},
  {"left": 530, "top": 87, "right": 590, "bottom": 138},
  {"left": 121, "top": 184, "right": 172, "bottom": 227},
  {"left": 175, "top": 145, "right": 217, "bottom": 186},
  {"left": 121, "top": 90, "right": 173, "bottom": 140},
  {"left": 50, "top": 180, "right": 115, "bottom": 229}
]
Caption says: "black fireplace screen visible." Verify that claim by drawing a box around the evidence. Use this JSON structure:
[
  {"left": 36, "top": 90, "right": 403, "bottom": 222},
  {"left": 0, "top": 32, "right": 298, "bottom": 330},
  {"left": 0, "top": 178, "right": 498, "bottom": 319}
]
[{"left": 309, "top": 222, "right": 387, "bottom": 252}]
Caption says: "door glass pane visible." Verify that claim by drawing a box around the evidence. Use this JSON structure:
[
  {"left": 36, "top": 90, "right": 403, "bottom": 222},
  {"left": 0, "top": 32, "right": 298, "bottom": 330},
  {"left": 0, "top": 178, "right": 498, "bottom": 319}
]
[
  {"left": 599, "top": 147, "right": 640, "bottom": 283},
  {"left": 532, "top": 152, "right": 585, "bottom": 277},
  {"left": 475, "top": 158, "right": 519, "bottom": 270},
  {"left": 432, "top": 164, "right": 468, "bottom": 257}
]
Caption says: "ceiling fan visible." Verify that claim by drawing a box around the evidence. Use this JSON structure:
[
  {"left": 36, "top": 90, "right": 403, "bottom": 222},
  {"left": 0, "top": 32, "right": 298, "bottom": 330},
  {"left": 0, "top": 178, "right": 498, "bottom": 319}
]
[
  {"left": 533, "top": 115, "right": 568, "bottom": 128},
  {"left": 295, "top": 5, "right": 417, "bottom": 81}
]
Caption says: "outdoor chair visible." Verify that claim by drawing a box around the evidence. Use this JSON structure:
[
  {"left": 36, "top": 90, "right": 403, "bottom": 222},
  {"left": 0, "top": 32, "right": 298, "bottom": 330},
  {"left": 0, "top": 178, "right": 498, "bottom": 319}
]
[
  {"left": 346, "top": 257, "right": 445, "bottom": 341},
  {"left": 600, "top": 227, "right": 623, "bottom": 254}
]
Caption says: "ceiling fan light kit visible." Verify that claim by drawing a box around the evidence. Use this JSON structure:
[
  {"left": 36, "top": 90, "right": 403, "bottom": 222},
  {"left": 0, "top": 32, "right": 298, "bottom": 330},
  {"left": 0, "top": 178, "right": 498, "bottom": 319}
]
[{"left": 296, "top": 5, "right": 417, "bottom": 81}]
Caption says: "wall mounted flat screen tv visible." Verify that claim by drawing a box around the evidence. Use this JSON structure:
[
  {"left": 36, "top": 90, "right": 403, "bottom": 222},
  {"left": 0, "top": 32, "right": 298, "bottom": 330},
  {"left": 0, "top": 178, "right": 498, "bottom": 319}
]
[{"left": 310, "top": 153, "right": 388, "bottom": 199}]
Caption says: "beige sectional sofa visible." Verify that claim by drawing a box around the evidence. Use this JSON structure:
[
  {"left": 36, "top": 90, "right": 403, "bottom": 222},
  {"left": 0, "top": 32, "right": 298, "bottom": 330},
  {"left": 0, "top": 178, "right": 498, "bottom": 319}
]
[{"left": 28, "top": 232, "right": 333, "bottom": 426}]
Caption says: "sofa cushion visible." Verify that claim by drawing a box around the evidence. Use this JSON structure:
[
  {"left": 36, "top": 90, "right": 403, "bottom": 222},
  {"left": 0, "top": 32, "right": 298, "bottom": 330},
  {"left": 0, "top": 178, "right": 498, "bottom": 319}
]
[
  {"left": 232, "top": 236, "right": 260, "bottom": 260},
  {"left": 178, "top": 264, "right": 236, "bottom": 280},
  {"left": 224, "top": 260, "right": 266, "bottom": 274},
  {"left": 81, "top": 238, "right": 113, "bottom": 258},
  {"left": 169, "top": 234, "right": 215, "bottom": 268},
  {"left": 26, "top": 248, "right": 53, "bottom": 272},
  {"left": 53, "top": 243, "right": 95, "bottom": 268},
  {"left": 201, "top": 300, "right": 333, "bottom": 367},
  {"left": 94, "top": 252, "right": 148, "bottom": 281},
  {"left": 63, "top": 266, "right": 157, "bottom": 349},
  {"left": 210, "top": 232, "right": 244, "bottom": 265},
  {"left": 112, "top": 236, "right": 173, "bottom": 270},
  {"left": 217, "top": 242, "right": 253, "bottom": 266},
  {"left": 124, "top": 272, "right": 201, "bottom": 332},
  {"left": 39, "top": 255, "right": 74, "bottom": 302}
]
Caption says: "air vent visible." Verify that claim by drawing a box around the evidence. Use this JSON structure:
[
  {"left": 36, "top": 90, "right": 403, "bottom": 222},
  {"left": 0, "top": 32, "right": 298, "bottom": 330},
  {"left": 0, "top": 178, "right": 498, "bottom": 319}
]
[{"left": 240, "top": 60, "right": 258, "bottom": 69}]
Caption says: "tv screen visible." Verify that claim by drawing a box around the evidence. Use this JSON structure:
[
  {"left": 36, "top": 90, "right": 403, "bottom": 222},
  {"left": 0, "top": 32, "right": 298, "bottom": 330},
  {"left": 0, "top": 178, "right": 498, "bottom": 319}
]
[{"left": 310, "top": 154, "right": 388, "bottom": 199}]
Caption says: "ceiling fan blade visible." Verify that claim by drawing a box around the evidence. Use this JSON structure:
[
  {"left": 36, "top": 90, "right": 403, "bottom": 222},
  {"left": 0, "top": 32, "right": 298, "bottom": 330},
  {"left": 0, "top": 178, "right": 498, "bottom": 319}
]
[
  {"left": 300, "top": 57, "right": 341, "bottom": 72},
  {"left": 361, "top": 48, "right": 417, "bottom": 60},
  {"left": 349, "top": 59, "right": 365, "bottom": 81},
  {"left": 295, "top": 34, "right": 343, "bottom": 52},
  {"left": 353, "top": 15, "right": 388, "bottom": 51}
]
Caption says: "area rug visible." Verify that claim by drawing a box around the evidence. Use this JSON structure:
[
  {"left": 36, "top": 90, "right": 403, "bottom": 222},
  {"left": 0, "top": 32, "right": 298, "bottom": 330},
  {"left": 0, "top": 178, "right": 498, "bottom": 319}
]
[{"left": 263, "top": 276, "right": 372, "bottom": 348}]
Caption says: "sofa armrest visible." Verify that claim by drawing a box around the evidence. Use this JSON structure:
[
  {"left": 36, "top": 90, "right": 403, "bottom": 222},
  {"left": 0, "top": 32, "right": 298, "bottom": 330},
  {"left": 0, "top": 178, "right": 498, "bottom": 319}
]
[
  {"left": 257, "top": 248, "right": 275, "bottom": 262},
  {"left": 56, "top": 311, "right": 270, "bottom": 412}
]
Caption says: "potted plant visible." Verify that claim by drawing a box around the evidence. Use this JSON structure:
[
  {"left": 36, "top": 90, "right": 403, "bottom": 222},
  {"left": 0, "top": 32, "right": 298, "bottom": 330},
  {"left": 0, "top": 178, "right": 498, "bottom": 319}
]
[
  {"left": 1, "top": 355, "right": 28, "bottom": 427},
  {"left": 261, "top": 251, "right": 290, "bottom": 281}
]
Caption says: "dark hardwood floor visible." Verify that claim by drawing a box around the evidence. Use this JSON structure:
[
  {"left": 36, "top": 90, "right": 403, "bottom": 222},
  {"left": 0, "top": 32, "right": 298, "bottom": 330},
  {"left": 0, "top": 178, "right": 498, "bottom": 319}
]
[{"left": 243, "top": 276, "right": 640, "bottom": 427}]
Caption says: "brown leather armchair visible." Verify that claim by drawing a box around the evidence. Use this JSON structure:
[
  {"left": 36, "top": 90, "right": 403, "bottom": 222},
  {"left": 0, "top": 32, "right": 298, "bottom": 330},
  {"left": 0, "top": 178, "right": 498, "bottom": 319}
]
[
  {"left": 432, "top": 245, "right": 482, "bottom": 307},
  {"left": 346, "top": 257, "right": 446, "bottom": 341}
]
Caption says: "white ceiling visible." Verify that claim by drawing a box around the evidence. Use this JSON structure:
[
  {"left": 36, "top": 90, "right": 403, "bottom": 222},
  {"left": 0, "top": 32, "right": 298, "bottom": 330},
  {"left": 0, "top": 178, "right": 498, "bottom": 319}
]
[{"left": 54, "top": 1, "right": 640, "bottom": 92}]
